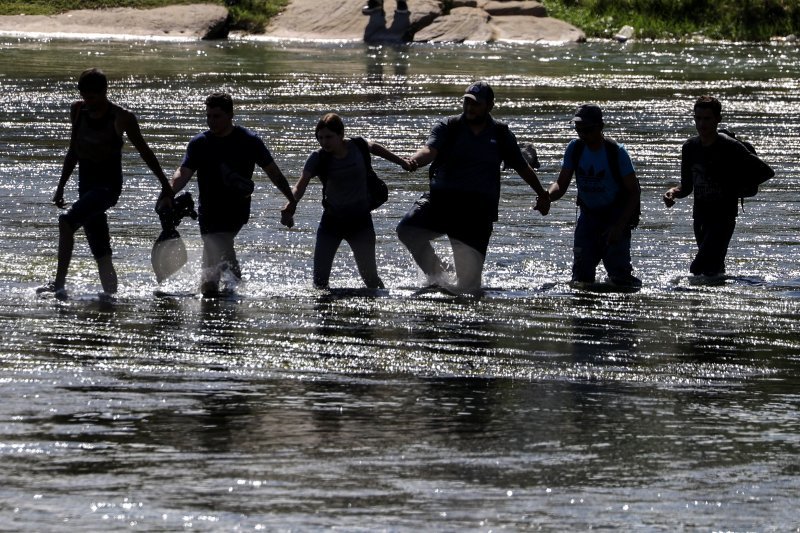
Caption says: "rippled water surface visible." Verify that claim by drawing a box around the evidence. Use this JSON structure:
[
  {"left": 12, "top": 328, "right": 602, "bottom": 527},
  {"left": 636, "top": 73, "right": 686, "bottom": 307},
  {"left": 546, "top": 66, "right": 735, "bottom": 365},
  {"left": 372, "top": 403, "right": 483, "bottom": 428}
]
[{"left": 1, "top": 37, "right": 800, "bottom": 530}]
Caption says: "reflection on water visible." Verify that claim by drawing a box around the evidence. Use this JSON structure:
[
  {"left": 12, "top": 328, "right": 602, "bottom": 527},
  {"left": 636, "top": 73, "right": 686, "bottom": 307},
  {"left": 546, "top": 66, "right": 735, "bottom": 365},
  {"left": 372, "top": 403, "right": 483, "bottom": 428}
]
[{"left": 0, "top": 37, "right": 799, "bottom": 529}]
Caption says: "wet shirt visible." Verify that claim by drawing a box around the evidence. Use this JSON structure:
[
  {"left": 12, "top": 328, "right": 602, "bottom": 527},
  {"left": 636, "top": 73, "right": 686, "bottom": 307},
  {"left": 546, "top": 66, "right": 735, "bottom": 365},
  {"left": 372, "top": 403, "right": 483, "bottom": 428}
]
[
  {"left": 427, "top": 115, "right": 527, "bottom": 212},
  {"left": 304, "top": 139, "right": 370, "bottom": 218},
  {"left": 74, "top": 102, "right": 124, "bottom": 196},
  {"left": 562, "top": 139, "right": 635, "bottom": 210},
  {"left": 680, "top": 134, "right": 771, "bottom": 219},
  {"left": 182, "top": 125, "right": 274, "bottom": 227}
]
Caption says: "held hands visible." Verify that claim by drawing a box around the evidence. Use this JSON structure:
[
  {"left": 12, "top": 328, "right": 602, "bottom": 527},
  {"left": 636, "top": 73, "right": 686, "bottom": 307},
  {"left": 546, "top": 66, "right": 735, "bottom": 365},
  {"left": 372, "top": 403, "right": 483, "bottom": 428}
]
[
  {"left": 534, "top": 191, "right": 551, "bottom": 216},
  {"left": 280, "top": 200, "right": 297, "bottom": 228},
  {"left": 402, "top": 158, "right": 419, "bottom": 172},
  {"left": 155, "top": 187, "right": 174, "bottom": 213}
]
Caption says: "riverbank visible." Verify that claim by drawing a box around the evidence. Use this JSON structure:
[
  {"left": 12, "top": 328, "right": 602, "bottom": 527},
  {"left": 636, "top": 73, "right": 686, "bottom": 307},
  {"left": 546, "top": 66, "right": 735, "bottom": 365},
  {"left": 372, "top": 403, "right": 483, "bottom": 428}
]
[
  {"left": 0, "top": 1, "right": 585, "bottom": 43},
  {"left": 0, "top": 0, "right": 797, "bottom": 42},
  {"left": 0, "top": 4, "right": 230, "bottom": 40}
]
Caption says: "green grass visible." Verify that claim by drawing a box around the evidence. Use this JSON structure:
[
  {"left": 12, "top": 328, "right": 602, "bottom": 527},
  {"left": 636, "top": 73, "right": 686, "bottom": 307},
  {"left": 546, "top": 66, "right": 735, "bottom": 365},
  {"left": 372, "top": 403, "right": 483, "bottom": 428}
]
[
  {"left": 541, "top": 0, "right": 800, "bottom": 41},
  {"left": 0, "top": 0, "right": 290, "bottom": 33}
]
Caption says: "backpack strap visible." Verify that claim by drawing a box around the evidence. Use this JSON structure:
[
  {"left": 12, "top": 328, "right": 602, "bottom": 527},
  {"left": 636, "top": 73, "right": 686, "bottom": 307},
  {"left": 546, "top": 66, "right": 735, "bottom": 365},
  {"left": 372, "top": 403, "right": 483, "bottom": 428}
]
[
  {"left": 350, "top": 136, "right": 373, "bottom": 173},
  {"left": 602, "top": 137, "right": 622, "bottom": 183}
]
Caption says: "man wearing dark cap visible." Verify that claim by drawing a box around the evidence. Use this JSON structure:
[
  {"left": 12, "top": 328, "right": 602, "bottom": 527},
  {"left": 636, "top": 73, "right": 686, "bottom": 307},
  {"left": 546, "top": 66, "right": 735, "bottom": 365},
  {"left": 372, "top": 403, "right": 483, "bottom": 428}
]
[
  {"left": 547, "top": 103, "right": 641, "bottom": 288},
  {"left": 397, "top": 81, "right": 550, "bottom": 292}
]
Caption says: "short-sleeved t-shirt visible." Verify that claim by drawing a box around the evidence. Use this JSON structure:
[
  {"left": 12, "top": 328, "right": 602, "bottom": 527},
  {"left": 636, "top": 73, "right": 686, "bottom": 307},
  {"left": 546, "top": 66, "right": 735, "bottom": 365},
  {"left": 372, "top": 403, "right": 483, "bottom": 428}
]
[
  {"left": 181, "top": 125, "right": 274, "bottom": 230},
  {"left": 427, "top": 115, "right": 527, "bottom": 206},
  {"left": 304, "top": 139, "right": 370, "bottom": 217},
  {"left": 680, "top": 133, "right": 773, "bottom": 219},
  {"left": 562, "top": 139, "right": 635, "bottom": 210}
]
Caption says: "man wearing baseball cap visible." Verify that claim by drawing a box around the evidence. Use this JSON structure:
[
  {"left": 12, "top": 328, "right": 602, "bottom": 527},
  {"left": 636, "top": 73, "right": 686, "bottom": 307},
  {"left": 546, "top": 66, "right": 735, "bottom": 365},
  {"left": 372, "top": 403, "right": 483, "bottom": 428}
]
[
  {"left": 547, "top": 103, "right": 642, "bottom": 289},
  {"left": 397, "top": 80, "right": 550, "bottom": 293}
]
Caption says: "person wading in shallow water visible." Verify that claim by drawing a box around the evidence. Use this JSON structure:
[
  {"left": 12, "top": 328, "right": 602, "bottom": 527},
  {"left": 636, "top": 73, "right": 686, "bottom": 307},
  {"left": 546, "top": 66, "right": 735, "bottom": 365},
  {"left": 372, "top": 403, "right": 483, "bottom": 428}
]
[
  {"left": 171, "top": 92, "right": 297, "bottom": 297},
  {"left": 663, "top": 95, "right": 774, "bottom": 278},
  {"left": 38, "top": 68, "right": 173, "bottom": 300},
  {"left": 282, "top": 112, "right": 412, "bottom": 290},
  {"left": 397, "top": 81, "right": 550, "bottom": 293},
  {"left": 547, "top": 103, "right": 642, "bottom": 289}
]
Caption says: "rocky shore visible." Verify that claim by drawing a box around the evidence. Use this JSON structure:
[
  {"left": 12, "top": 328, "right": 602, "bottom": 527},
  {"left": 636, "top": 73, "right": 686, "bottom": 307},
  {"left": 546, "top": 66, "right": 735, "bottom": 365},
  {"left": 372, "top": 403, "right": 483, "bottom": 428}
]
[{"left": 0, "top": 1, "right": 585, "bottom": 43}]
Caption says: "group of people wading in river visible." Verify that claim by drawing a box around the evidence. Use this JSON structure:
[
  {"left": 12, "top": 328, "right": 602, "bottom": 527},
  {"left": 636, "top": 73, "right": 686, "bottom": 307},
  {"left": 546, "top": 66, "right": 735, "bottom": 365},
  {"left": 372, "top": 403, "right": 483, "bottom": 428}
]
[{"left": 37, "top": 68, "right": 774, "bottom": 300}]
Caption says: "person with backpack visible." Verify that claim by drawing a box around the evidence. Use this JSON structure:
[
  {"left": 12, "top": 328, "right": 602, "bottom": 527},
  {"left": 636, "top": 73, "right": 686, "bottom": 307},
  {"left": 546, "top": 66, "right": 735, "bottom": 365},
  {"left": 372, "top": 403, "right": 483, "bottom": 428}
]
[
  {"left": 398, "top": 81, "right": 551, "bottom": 293},
  {"left": 547, "top": 103, "right": 642, "bottom": 288},
  {"left": 282, "top": 112, "right": 412, "bottom": 289},
  {"left": 663, "top": 95, "right": 774, "bottom": 277}
]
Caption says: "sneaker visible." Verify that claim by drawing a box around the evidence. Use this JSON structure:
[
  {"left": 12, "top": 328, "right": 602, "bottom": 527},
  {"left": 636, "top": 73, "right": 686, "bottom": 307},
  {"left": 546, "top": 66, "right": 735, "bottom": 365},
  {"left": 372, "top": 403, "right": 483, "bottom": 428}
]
[
  {"left": 362, "top": 0, "right": 384, "bottom": 14},
  {"left": 607, "top": 274, "right": 642, "bottom": 289},
  {"left": 396, "top": 0, "right": 409, "bottom": 12},
  {"left": 37, "top": 282, "right": 68, "bottom": 300},
  {"left": 36, "top": 282, "right": 57, "bottom": 294}
]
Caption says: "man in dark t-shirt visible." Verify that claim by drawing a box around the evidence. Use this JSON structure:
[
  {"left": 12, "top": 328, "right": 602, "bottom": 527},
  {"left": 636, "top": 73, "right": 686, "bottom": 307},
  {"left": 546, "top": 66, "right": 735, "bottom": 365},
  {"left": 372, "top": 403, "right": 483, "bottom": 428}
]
[
  {"left": 664, "top": 95, "right": 774, "bottom": 277},
  {"left": 397, "top": 81, "right": 550, "bottom": 292},
  {"left": 171, "top": 93, "right": 296, "bottom": 296}
]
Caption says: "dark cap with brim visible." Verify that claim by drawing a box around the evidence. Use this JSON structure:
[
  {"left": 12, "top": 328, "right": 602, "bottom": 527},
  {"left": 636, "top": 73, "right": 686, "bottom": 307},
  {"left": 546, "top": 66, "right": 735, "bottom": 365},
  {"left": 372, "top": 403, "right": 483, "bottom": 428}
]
[
  {"left": 464, "top": 81, "right": 494, "bottom": 104},
  {"left": 572, "top": 103, "right": 603, "bottom": 126}
]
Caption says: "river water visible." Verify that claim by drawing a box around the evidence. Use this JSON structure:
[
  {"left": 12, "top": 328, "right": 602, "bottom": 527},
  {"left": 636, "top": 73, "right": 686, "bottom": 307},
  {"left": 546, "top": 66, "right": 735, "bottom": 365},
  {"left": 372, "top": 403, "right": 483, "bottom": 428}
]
[{"left": 1, "top": 36, "right": 799, "bottom": 530}]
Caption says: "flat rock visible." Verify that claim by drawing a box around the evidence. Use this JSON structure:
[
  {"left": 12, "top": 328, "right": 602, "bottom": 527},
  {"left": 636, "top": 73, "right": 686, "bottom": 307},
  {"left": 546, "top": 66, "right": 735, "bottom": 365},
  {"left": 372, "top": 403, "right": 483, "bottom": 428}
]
[
  {"left": 483, "top": 1, "right": 547, "bottom": 17},
  {"left": 0, "top": 0, "right": 586, "bottom": 44},
  {"left": 413, "top": 7, "right": 492, "bottom": 43},
  {"left": 0, "top": 4, "right": 229, "bottom": 40},
  {"left": 266, "top": 0, "right": 441, "bottom": 41},
  {"left": 490, "top": 15, "right": 586, "bottom": 43}
]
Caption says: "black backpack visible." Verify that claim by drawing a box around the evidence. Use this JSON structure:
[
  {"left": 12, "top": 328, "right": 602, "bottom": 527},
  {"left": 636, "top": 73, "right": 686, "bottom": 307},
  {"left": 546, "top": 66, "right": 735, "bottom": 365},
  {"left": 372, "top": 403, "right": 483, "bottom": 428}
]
[
  {"left": 317, "top": 136, "right": 388, "bottom": 211},
  {"left": 717, "top": 129, "right": 771, "bottom": 199},
  {"left": 571, "top": 137, "right": 641, "bottom": 229}
]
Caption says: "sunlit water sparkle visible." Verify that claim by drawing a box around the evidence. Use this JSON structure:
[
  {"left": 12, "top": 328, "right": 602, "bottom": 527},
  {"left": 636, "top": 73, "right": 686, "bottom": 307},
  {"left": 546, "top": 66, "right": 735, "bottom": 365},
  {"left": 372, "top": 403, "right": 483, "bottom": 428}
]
[{"left": 0, "top": 37, "right": 799, "bottom": 530}]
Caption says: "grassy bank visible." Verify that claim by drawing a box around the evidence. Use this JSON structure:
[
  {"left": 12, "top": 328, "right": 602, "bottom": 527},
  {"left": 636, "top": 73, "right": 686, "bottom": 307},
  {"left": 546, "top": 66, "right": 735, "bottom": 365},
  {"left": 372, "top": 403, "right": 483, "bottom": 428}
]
[
  {"left": 541, "top": 0, "right": 800, "bottom": 41},
  {"left": 0, "top": 0, "right": 290, "bottom": 32},
  {"left": 2, "top": 0, "right": 798, "bottom": 40}
]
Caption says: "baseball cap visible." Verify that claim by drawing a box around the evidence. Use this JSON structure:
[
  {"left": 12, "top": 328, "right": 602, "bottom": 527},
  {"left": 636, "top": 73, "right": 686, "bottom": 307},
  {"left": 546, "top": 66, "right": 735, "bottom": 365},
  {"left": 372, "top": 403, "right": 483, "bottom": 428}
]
[
  {"left": 573, "top": 103, "right": 603, "bottom": 126},
  {"left": 463, "top": 81, "right": 494, "bottom": 104}
]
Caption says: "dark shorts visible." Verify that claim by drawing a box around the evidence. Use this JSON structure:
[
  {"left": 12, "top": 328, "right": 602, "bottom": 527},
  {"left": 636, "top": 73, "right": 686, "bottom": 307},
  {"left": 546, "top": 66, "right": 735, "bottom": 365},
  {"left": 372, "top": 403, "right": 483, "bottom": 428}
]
[
  {"left": 397, "top": 191, "right": 494, "bottom": 256},
  {"left": 61, "top": 188, "right": 118, "bottom": 258}
]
